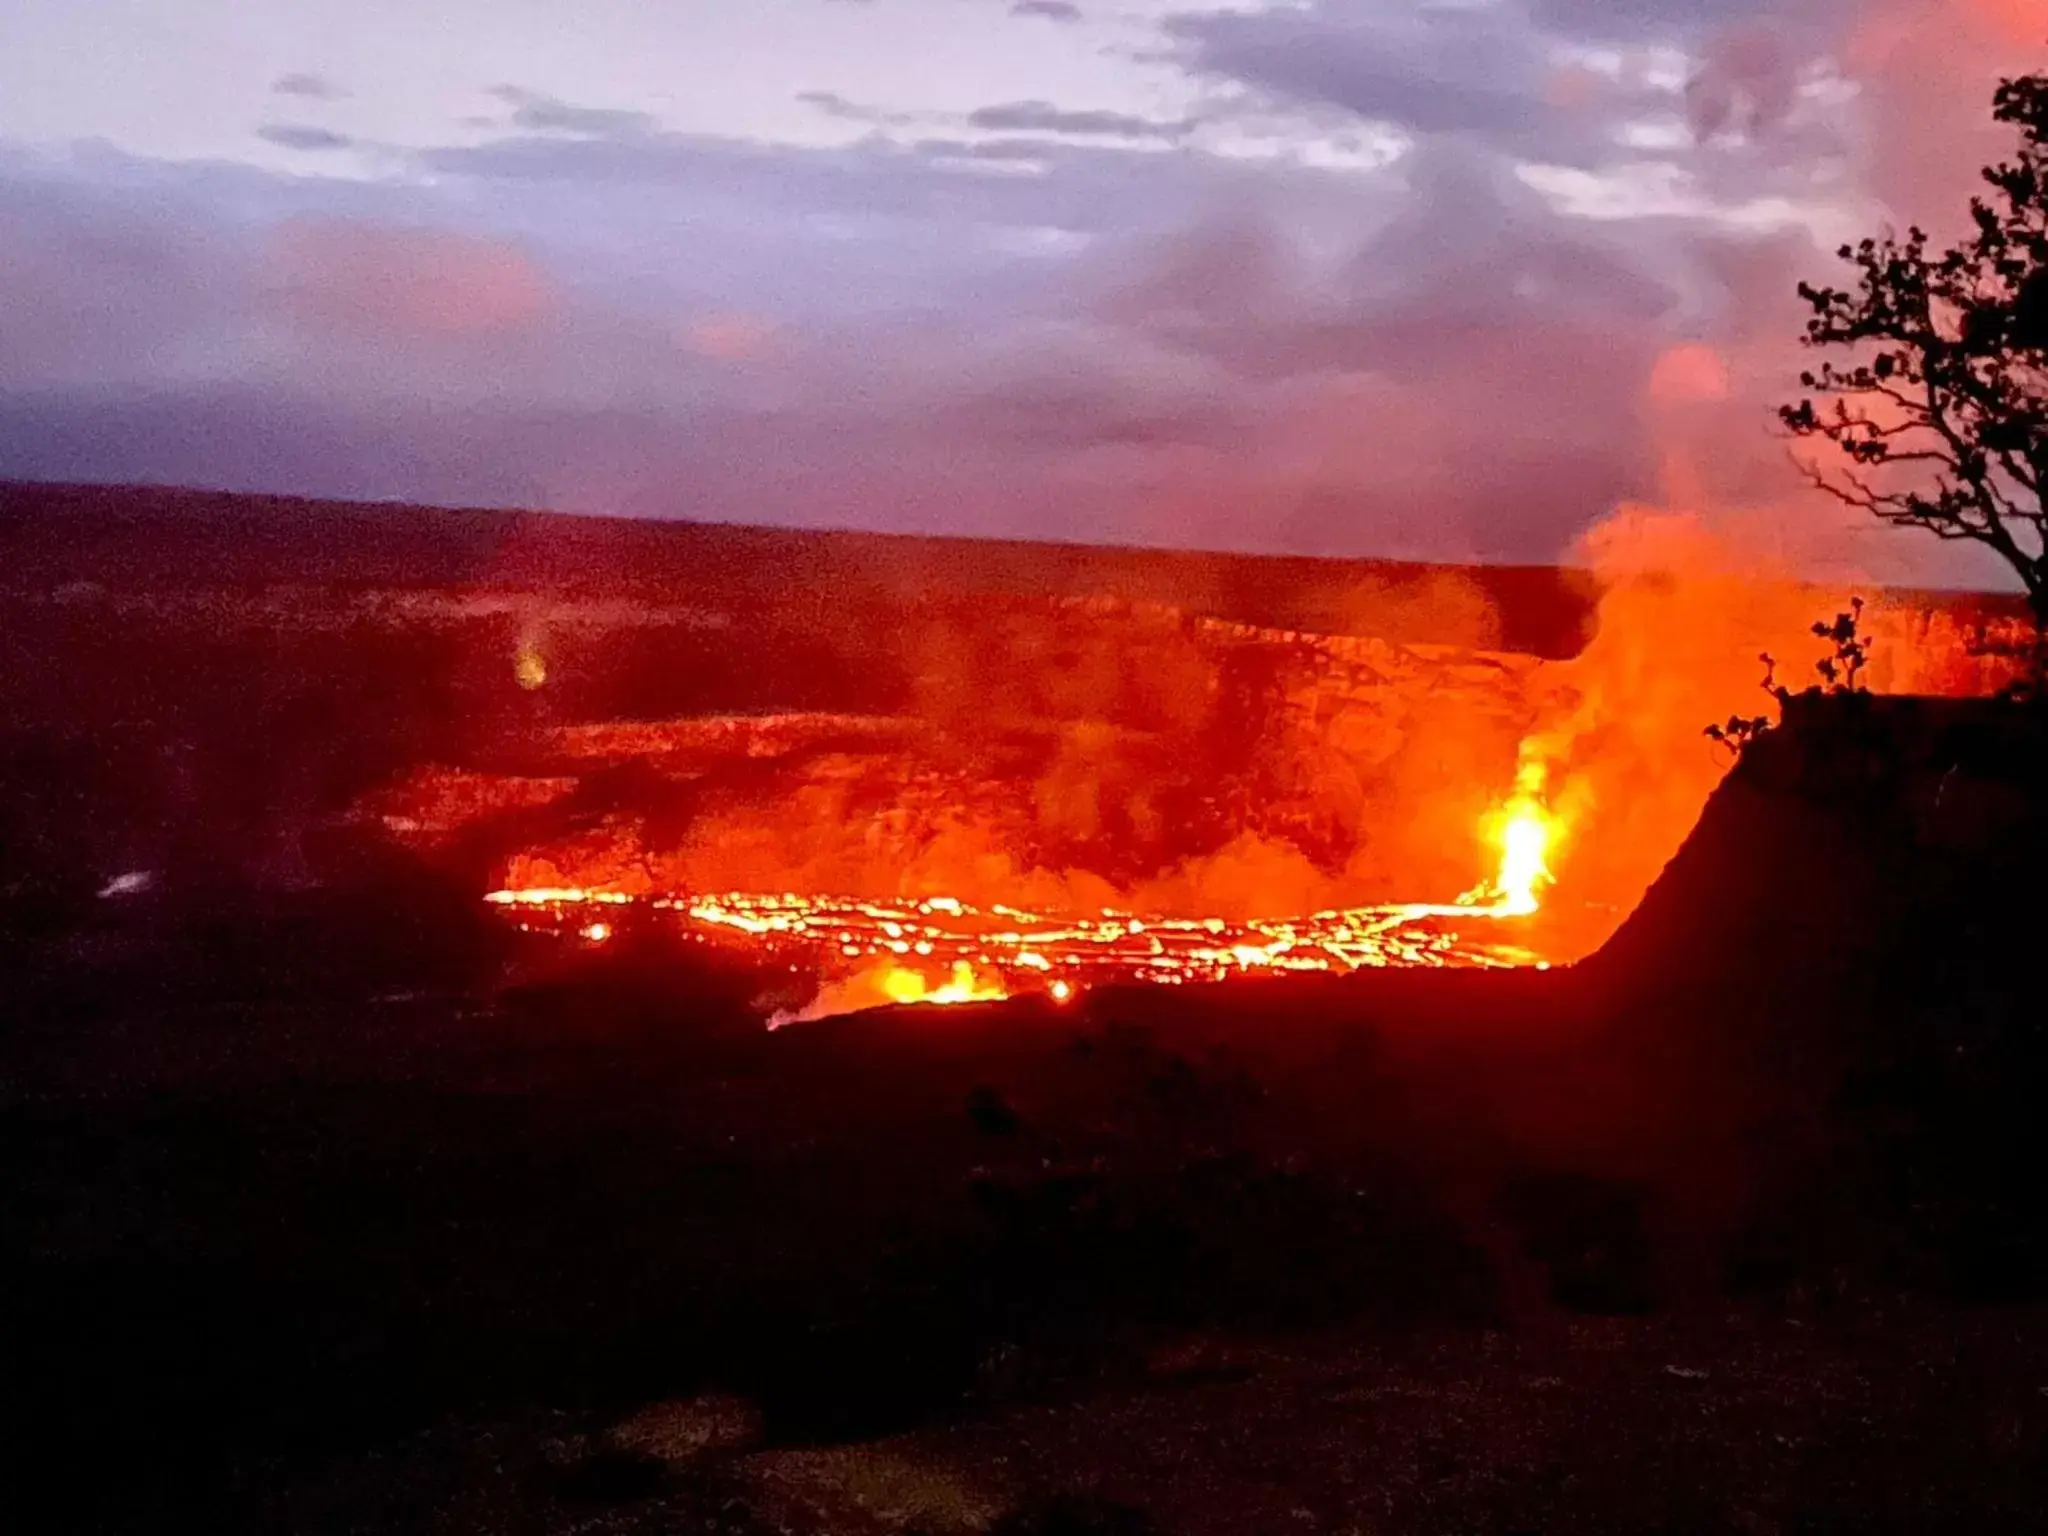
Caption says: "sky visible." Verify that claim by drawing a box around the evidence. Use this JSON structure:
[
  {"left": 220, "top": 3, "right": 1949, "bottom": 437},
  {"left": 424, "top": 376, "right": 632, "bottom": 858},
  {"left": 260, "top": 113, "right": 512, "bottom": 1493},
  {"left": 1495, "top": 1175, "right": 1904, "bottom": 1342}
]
[{"left": 0, "top": 0, "right": 2040, "bottom": 579}]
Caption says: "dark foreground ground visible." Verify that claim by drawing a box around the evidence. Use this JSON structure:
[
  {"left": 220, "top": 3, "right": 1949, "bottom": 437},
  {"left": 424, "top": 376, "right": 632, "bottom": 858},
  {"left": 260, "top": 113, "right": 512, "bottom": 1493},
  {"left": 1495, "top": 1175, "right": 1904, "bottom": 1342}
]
[
  {"left": 180, "top": 1309, "right": 2048, "bottom": 1535},
  {"left": 6, "top": 691, "right": 2048, "bottom": 1533},
  {"left": 11, "top": 982, "right": 2048, "bottom": 1536}
]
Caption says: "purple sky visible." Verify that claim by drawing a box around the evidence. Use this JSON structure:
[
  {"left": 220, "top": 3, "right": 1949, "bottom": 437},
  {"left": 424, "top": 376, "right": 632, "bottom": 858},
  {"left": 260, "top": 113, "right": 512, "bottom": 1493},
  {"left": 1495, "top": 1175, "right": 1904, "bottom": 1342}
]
[{"left": 0, "top": 0, "right": 2037, "bottom": 581}]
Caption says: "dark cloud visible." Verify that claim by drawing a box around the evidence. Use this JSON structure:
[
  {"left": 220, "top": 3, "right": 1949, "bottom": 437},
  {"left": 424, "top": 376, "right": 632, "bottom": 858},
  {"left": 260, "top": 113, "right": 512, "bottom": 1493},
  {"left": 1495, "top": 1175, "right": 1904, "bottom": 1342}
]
[
  {"left": 409, "top": 126, "right": 1294, "bottom": 259},
  {"left": 1011, "top": 1, "right": 1084, "bottom": 21},
  {"left": 1686, "top": 24, "right": 1803, "bottom": 142},
  {"left": 1165, "top": 4, "right": 1556, "bottom": 141},
  {"left": 1526, "top": 0, "right": 1835, "bottom": 41},
  {"left": 796, "top": 89, "right": 920, "bottom": 128},
  {"left": 968, "top": 100, "right": 1186, "bottom": 139},
  {"left": 1317, "top": 144, "right": 1684, "bottom": 336},
  {"left": 1044, "top": 145, "right": 1693, "bottom": 554},
  {"left": 257, "top": 124, "right": 355, "bottom": 152},
  {"left": 1160, "top": 0, "right": 1856, "bottom": 179},
  {"left": 272, "top": 72, "right": 346, "bottom": 100},
  {"left": 487, "top": 85, "right": 660, "bottom": 140},
  {"left": 0, "top": 178, "right": 248, "bottom": 396}
]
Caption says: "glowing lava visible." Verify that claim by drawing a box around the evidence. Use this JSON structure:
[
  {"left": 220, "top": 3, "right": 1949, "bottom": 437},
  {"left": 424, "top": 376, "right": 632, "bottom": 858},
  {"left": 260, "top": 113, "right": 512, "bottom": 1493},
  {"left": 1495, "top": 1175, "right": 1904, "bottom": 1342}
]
[
  {"left": 1477, "top": 761, "right": 1560, "bottom": 918},
  {"left": 757, "top": 955, "right": 1013, "bottom": 1028},
  {"left": 879, "top": 959, "right": 1007, "bottom": 1007},
  {"left": 484, "top": 766, "right": 1566, "bottom": 1020}
]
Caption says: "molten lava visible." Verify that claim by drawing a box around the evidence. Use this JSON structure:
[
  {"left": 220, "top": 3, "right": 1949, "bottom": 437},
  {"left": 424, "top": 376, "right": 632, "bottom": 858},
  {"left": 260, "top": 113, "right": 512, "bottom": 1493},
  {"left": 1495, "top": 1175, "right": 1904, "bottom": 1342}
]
[
  {"left": 880, "top": 958, "right": 1007, "bottom": 1007},
  {"left": 773, "top": 955, "right": 1013, "bottom": 1027},
  {"left": 1474, "top": 760, "right": 1559, "bottom": 918},
  {"left": 1494, "top": 814, "right": 1552, "bottom": 917},
  {"left": 485, "top": 770, "right": 1563, "bottom": 1019}
]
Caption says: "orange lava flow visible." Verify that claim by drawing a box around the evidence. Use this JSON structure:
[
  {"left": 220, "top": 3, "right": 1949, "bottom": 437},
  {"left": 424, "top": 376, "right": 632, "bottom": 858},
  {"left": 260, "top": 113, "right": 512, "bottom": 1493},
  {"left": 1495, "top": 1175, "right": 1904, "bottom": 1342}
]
[{"left": 484, "top": 782, "right": 1563, "bottom": 1018}]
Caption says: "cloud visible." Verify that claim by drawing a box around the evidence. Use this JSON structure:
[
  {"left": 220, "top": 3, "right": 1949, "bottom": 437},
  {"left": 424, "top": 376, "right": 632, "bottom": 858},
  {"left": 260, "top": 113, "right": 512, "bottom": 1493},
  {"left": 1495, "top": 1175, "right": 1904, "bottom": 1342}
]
[
  {"left": 0, "top": 127, "right": 1693, "bottom": 559},
  {"left": 1165, "top": 3, "right": 1564, "bottom": 143},
  {"left": 256, "top": 124, "right": 355, "bottom": 153},
  {"left": 1685, "top": 23, "right": 1802, "bottom": 142},
  {"left": 0, "top": 0, "right": 2038, "bottom": 594},
  {"left": 1012, "top": 0, "right": 1084, "bottom": 20},
  {"left": 272, "top": 72, "right": 346, "bottom": 100},
  {"left": 1527, "top": 0, "right": 1835, "bottom": 43},
  {"left": 1844, "top": 0, "right": 2046, "bottom": 233},
  {"left": 268, "top": 218, "right": 554, "bottom": 342},
  {"left": 0, "top": 176, "right": 250, "bottom": 395},
  {"left": 487, "top": 85, "right": 660, "bottom": 140},
  {"left": 409, "top": 126, "right": 1285, "bottom": 260},
  {"left": 1162, "top": 0, "right": 1858, "bottom": 185},
  {"left": 796, "top": 90, "right": 922, "bottom": 129},
  {"left": 968, "top": 100, "right": 1186, "bottom": 140},
  {"left": 0, "top": 119, "right": 1703, "bottom": 562},
  {"left": 684, "top": 313, "right": 782, "bottom": 362}
]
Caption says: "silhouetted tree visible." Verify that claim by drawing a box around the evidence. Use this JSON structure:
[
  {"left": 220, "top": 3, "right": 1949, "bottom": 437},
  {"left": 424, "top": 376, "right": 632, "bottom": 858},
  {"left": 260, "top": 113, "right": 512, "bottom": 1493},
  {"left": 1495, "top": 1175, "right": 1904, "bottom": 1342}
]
[{"left": 1781, "top": 72, "right": 2048, "bottom": 654}]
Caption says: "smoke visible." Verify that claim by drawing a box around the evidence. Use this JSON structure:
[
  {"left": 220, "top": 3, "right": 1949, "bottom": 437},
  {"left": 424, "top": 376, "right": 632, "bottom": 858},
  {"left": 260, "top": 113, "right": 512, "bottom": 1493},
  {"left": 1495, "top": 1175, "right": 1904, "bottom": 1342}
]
[
  {"left": 1522, "top": 0, "right": 2048, "bottom": 927},
  {"left": 1509, "top": 507, "right": 1829, "bottom": 954},
  {"left": 1508, "top": 250, "right": 2035, "bottom": 956},
  {"left": 1848, "top": 0, "right": 2046, "bottom": 234},
  {"left": 1687, "top": 23, "right": 1802, "bottom": 144}
]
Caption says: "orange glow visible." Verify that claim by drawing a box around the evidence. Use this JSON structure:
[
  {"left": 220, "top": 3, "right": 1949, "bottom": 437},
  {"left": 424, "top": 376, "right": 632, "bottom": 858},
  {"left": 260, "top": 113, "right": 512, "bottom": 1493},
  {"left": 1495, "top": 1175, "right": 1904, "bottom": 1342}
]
[
  {"left": 1964, "top": 0, "right": 2038, "bottom": 44},
  {"left": 1472, "top": 758, "right": 1561, "bottom": 918},
  {"left": 495, "top": 884, "right": 1548, "bottom": 1020},
  {"left": 485, "top": 761, "right": 1564, "bottom": 1021},
  {"left": 1647, "top": 344, "right": 1732, "bottom": 407},
  {"left": 766, "top": 956, "right": 1010, "bottom": 1027},
  {"left": 424, "top": 541, "right": 2030, "bottom": 1028},
  {"left": 1492, "top": 809, "right": 1554, "bottom": 918},
  {"left": 879, "top": 959, "right": 1008, "bottom": 1007}
]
